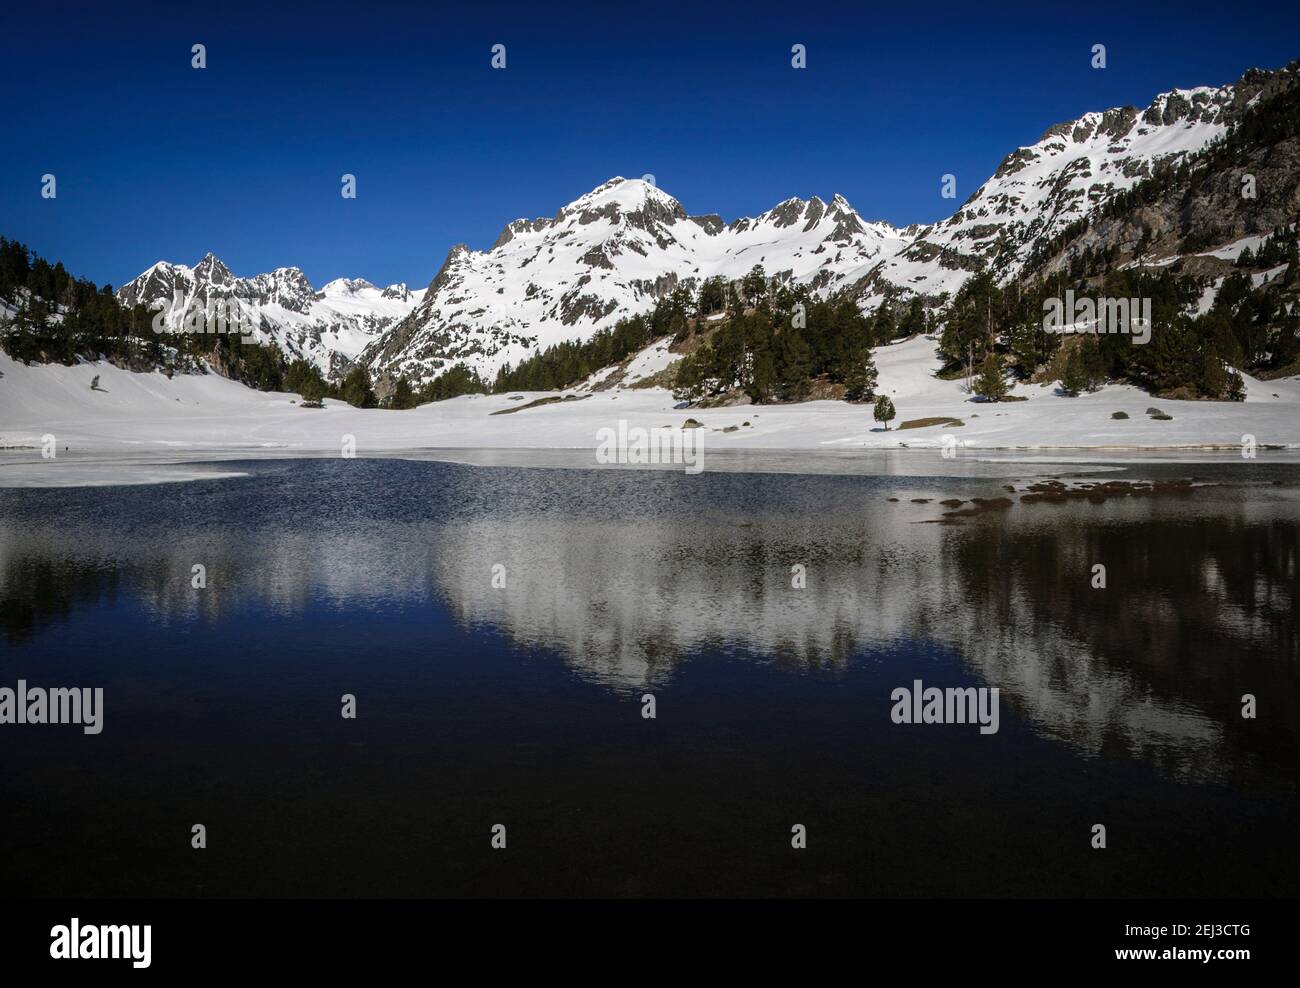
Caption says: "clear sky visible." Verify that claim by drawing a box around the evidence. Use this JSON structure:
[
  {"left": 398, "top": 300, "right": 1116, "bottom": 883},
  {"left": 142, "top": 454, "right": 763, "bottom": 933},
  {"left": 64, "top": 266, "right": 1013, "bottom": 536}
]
[{"left": 2, "top": 0, "right": 1297, "bottom": 291}]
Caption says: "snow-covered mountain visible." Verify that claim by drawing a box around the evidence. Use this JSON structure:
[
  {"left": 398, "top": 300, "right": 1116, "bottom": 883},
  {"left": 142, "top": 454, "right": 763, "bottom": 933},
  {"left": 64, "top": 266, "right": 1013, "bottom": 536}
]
[
  {"left": 117, "top": 255, "right": 424, "bottom": 379},
  {"left": 369, "top": 72, "right": 1281, "bottom": 384},
  {"left": 360, "top": 178, "right": 910, "bottom": 383},
  {"left": 853, "top": 76, "right": 1273, "bottom": 305},
  {"left": 118, "top": 62, "right": 1294, "bottom": 387}
]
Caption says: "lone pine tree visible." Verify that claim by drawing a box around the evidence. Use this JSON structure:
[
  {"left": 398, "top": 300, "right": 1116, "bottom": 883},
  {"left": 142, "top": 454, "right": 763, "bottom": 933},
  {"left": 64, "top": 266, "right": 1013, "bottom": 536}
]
[{"left": 874, "top": 394, "right": 896, "bottom": 430}]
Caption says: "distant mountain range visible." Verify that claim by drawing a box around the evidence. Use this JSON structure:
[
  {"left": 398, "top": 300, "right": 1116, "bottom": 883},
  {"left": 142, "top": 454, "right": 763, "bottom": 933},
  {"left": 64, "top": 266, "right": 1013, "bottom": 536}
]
[
  {"left": 116, "top": 254, "right": 424, "bottom": 379},
  {"left": 117, "top": 60, "right": 1300, "bottom": 386}
]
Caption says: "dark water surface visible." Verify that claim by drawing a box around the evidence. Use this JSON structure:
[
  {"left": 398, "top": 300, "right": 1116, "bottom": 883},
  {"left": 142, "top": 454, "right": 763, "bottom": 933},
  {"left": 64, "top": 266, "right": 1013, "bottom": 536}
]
[{"left": 1, "top": 457, "right": 1297, "bottom": 897}]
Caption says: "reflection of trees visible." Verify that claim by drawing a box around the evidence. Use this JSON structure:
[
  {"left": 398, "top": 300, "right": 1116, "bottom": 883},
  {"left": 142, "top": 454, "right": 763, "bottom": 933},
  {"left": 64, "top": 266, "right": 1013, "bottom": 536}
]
[
  {"left": 942, "top": 507, "right": 1298, "bottom": 784},
  {"left": 426, "top": 498, "right": 1298, "bottom": 786},
  {"left": 0, "top": 554, "right": 123, "bottom": 645},
  {"left": 0, "top": 527, "right": 434, "bottom": 640}
]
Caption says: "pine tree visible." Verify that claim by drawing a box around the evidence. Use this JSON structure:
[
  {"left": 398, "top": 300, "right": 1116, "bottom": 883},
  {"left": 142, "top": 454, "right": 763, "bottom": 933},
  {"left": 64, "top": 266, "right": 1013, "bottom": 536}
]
[
  {"left": 391, "top": 375, "right": 415, "bottom": 409},
  {"left": 671, "top": 348, "right": 712, "bottom": 403},
  {"left": 898, "top": 296, "right": 927, "bottom": 338},
  {"left": 873, "top": 394, "right": 896, "bottom": 430},
  {"left": 776, "top": 328, "right": 812, "bottom": 401},
  {"left": 746, "top": 346, "right": 777, "bottom": 404},
  {"left": 741, "top": 265, "right": 768, "bottom": 306},
  {"left": 1060, "top": 348, "right": 1088, "bottom": 396},
  {"left": 300, "top": 373, "right": 326, "bottom": 405},
  {"left": 340, "top": 366, "right": 377, "bottom": 408},
  {"left": 973, "top": 354, "right": 1008, "bottom": 402},
  {"left": 939, "top": 271, "right": 999, "bottom": 370},
  {"left": 1225, "top": 368, "right": 1246, "bottom": 401},
  {"left": 843, "top": 345, "right": 878, "bottom": 401},
  {"left": 872, "top": 303, "right": 897, "bottom": 345}
]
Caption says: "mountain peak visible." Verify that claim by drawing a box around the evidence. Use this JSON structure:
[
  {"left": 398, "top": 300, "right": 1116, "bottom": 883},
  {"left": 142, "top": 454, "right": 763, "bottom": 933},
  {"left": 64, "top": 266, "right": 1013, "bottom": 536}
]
[
  {"left": 561, "top": 176, "right": 683, "bottom": 215},
  {"left": 321, "top": 277, "right": 377, "bottom": 296},
  {"left": 193, "top": 252, "right": 233, "bottom": 286}
]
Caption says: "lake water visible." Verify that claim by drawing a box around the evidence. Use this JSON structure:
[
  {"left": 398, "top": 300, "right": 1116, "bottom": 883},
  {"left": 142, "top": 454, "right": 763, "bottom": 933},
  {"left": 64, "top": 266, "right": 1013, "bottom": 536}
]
[{"left": 1, "top": 455, "right": 1297, "bottom": 897}]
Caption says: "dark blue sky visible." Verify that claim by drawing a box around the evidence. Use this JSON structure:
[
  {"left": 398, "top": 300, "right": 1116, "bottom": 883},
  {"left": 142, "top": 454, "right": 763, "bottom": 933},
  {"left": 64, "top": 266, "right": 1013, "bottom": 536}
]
[{"left": 3, "top": 0, "right": 1297, "bottom": 291}]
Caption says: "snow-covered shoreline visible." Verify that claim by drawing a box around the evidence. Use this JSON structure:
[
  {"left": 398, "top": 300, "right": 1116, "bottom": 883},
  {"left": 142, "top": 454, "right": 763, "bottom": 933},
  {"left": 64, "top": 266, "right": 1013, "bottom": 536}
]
[{"left": 3, "top": 336, "right": 1299, "bottom": 482}]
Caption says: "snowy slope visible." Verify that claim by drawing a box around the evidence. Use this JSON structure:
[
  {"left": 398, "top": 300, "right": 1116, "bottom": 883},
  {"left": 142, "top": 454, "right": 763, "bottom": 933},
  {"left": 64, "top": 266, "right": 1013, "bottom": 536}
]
[
  {"left": 5, "top": 341, "right": 1297, "bottom": 464},
  {"left": 117, "top": 255, "right": 425, "bottom": 380}
]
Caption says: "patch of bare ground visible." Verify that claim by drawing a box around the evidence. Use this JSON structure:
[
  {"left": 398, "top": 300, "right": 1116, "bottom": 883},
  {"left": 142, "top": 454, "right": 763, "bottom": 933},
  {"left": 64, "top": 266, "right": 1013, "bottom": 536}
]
[
  {"left": 898, "top": 416, "right": 964, "bottom": 430},
  {"left": 1254, "top": 360, "right": 1300, "bottom": 382},
  {"left": 629, "top": 362, "right": 679, "bottom": 389},
  {"left": 490, "top": 394, "right": 591, "bottom": 415},
  {"left": 694, "top": 390, "right": 751, "bottom": 408}
]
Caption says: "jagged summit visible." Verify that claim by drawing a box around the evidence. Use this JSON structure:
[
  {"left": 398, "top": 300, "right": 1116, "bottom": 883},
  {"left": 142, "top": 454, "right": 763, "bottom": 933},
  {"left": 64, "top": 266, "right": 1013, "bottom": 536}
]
[
  {"left": 358, "top": 176, "right": 913, "bottom": 384},
  {"left": 117, "top": 257, "right": 425, "bottom": 380}
]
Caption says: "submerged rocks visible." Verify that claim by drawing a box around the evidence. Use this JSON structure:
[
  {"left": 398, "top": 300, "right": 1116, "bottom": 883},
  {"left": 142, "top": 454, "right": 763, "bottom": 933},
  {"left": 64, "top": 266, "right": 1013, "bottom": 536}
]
[{"left": 1019, "top": 478, "right": 1195, "bottom": 503}]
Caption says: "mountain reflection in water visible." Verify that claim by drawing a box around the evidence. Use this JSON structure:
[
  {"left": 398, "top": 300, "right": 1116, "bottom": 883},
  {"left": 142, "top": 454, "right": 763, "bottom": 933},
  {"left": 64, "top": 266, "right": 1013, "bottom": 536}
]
[{"left": 1, "top": 456, "right": 1296, "bottom": 896}]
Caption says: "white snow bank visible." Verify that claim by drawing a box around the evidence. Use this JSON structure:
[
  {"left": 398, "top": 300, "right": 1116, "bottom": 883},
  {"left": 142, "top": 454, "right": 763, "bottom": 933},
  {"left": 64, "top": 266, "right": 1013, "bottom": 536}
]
[{"left": 2, "top": 337, "right": 1298, "bottom": 461}]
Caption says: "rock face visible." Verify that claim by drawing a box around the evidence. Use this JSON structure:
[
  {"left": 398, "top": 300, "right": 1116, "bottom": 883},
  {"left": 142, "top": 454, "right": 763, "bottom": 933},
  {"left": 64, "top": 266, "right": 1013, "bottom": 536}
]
[
  {"left": 849, "top": 71, "right": 1287, "bottom": 306},
  {"left": 1020, "top": 64, "right": 1300, "bottom": 277},
  {"left": 117, "top": 256, "right": 424, "bottom": 380}
]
